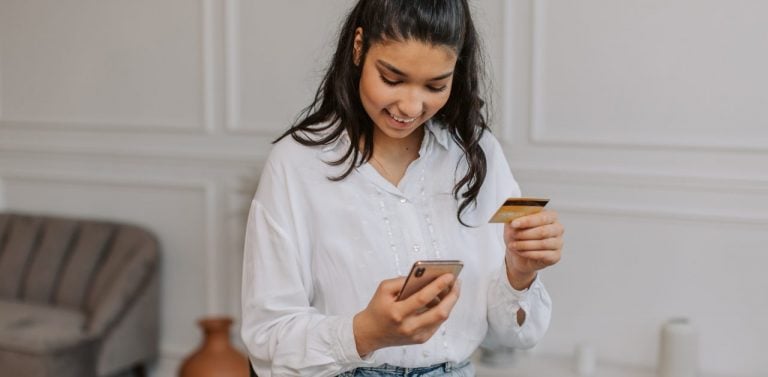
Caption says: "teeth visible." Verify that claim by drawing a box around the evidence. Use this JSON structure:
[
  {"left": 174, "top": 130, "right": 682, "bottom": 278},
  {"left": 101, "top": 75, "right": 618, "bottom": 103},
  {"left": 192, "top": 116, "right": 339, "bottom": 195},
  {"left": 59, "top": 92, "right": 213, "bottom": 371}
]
[{"left": 389, "top": 112, "right": 417, "bottom": 123}]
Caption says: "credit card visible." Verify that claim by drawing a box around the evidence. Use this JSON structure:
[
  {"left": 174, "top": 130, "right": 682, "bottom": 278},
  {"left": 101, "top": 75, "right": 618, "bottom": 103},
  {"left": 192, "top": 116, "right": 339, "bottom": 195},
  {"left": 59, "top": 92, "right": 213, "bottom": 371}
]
[{"left": 488, "top": 197, "right": 549, "bottom": 223}]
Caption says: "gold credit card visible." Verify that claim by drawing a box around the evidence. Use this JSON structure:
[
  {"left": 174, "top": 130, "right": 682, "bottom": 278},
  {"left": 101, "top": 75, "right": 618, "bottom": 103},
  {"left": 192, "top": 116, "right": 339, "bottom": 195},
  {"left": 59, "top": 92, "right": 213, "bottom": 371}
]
[{"left": 488, "top": 197, "right": 549, "bottom": 223}]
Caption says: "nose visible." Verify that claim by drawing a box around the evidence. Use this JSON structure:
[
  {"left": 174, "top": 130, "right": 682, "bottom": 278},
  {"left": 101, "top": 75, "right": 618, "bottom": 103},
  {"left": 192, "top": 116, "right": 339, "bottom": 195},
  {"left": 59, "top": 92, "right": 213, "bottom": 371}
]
[{"left": 396, "top": 89, "right": 424, "bottom": 118}]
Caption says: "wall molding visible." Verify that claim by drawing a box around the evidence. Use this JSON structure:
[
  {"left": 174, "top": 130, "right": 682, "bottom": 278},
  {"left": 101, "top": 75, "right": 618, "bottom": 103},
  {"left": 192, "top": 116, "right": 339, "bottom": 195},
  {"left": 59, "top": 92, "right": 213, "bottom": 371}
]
[
  {"left": 224, "top": 0, "right": 241, "bottom": 133},
  {"left": 204, "top": 183, "right": 232, "bottom": 315},
  {"left": 202, "top": 0, "right": 220, "bottom": 134},
  {"left": 223, "top": 0, "right": 276, "bottom": 135},
  {"left": 513, "top": 166, "right": 768, "bottom": 224},
  {"left": 512, "top": 166, "right": 768, "bottom": 193},
  {"left": 0, "top": 53, "right": 4, "bottom": 121},
  {"left": 505, "top": 0, "right": 768, "bottom": 152},
  {"left": 500, "top": 0, "right": 517, "bottom": 145},
  {"left": 555, "top": 202, "right": 768, "bottom": 225},
  {"left": 0, "top": 117, "right": 206, "bottom": 134},
  {"left": 221, "top": 0, "right": 318, "bottom": 136},
  {"left": 0, "top": 0, "right": 213, "bottom": 134},
  {"left": 0, "top": 172, "right": 214, "bottom": 199},
  {"left": 0, "top": 124, "right": 273, "bottom": 164}
]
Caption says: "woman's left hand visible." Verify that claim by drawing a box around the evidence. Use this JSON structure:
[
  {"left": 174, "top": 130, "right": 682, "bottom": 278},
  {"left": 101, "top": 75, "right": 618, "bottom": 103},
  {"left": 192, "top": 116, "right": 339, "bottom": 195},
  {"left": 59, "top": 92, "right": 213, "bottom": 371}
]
[{"left": 503, "top": 210, "right": 564, "bottom": 290}]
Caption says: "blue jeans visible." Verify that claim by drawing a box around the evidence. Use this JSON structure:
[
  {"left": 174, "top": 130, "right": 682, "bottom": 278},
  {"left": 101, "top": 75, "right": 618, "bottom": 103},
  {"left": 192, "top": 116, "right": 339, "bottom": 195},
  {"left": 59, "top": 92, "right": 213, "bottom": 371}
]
[{"left": 338, "top": 360, "right": 473, "bottom": 376}]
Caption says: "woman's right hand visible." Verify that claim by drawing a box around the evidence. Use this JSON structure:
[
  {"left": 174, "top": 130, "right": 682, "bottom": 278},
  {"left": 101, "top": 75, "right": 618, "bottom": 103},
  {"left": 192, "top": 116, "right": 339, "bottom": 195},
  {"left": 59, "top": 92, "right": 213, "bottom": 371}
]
[{"left": 352, "top": 273, "right": 460, "bottom": 357}]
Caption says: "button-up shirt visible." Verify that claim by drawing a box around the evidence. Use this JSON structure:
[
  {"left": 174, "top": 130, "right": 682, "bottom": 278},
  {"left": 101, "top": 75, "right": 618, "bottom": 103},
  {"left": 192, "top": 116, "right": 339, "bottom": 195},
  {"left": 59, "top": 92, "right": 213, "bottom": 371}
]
[{"left": 241, "top": 120, "right": 552, "bottom": 377}]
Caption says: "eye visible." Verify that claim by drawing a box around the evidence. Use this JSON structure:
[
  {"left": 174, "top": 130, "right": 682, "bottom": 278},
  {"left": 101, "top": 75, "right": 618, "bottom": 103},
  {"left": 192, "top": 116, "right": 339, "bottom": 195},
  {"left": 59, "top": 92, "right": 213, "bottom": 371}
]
[
  {"left": 379, "top": 75, "right": 401, "bottom": 86},
  {"left": 426, "top": 85, "right": 448, "bottom": 93}
]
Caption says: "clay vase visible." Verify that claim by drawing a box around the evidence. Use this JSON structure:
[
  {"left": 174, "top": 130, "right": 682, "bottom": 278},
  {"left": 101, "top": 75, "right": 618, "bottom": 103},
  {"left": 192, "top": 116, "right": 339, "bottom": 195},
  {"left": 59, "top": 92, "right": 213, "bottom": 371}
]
[{"left": 179, "top": 317, "right": 249, "bottom": 377}]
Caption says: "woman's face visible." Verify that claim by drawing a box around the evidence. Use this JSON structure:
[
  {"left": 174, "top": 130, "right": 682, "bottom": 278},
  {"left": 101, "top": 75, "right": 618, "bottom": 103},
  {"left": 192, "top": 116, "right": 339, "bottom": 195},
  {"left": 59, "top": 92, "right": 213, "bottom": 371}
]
[{"left": 356, "top": 34, "right": 458, "bottom": 146}]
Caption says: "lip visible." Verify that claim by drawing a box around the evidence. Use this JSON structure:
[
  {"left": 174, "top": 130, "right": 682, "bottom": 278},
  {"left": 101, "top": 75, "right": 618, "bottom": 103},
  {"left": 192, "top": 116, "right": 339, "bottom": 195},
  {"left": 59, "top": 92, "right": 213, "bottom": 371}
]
[{"left": 384, "top": 110, "right": 418, "bottom": 130}]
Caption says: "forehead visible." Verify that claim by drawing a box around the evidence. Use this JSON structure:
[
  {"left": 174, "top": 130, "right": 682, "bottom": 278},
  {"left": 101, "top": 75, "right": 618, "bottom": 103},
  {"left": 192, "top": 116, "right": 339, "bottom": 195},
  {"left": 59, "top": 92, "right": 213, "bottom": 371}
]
[{"left": 367, "top": 39, "right": 457, "bottom": 76}]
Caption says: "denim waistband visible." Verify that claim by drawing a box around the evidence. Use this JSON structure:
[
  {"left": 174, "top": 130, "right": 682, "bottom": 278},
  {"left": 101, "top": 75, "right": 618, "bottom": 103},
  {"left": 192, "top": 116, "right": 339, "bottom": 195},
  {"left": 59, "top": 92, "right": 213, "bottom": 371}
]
[{"left": 342, "top": 359, "right": 471, "bottom": 376}]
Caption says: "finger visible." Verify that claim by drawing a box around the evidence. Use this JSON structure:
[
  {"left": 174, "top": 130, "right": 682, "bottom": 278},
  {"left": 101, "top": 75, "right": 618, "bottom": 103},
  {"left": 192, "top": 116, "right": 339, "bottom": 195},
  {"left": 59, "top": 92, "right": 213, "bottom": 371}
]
[
  {"left": 396, "top": 282, "right": 461, "bottom": 345},
  {"left": 510, "top": 210, "right": 558, "bottom": 229},
  {"left": 508, "top": 237, "right": 563, "bottom": 252},
  {"left": 414, "top": 279, "right": 461, "bottom": 324},
  {"left": 402, "top": 273, "right": 456, "bottom": 315},
  {"left": 438, "top": 278, "right": 460, "bottom": 307},
  {"left": 430, "top": 277, "right": 461, "bottom": 307},
  {"left": 381, "top": 276, "right": 408, "bottom": 296},
  {"left": 511, "top": 223, "right": 564, "bottom": 241},
  {"left": 509, "top": 250, "right": 561, "bottom": 265}
]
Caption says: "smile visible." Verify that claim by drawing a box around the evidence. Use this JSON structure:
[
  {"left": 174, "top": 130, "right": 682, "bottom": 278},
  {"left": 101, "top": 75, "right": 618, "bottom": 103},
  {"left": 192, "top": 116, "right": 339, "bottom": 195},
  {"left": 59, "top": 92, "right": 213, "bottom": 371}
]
[{"left": 388, "top": 111, "right": 417, "bottom": 123}]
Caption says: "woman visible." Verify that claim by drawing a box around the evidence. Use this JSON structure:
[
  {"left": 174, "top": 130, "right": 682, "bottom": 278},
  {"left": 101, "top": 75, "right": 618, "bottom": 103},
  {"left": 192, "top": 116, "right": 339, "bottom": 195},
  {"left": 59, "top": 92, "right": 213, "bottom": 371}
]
[{"left": 241, "top": 1, "right": 564, "bottom": 376}]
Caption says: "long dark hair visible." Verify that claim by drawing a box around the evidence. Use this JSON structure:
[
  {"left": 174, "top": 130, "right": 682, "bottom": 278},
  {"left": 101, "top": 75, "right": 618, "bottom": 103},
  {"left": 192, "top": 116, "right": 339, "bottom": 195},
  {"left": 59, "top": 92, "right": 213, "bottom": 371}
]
[{"left": 276, "top": 0, "right": 490, "bottom": 226}]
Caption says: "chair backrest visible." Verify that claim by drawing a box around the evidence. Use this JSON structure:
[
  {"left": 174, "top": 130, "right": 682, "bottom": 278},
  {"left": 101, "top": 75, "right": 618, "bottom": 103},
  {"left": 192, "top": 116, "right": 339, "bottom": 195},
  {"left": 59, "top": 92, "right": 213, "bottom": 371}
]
[{"left": 0, "top": 212, "right": 158, "bottom": 316}]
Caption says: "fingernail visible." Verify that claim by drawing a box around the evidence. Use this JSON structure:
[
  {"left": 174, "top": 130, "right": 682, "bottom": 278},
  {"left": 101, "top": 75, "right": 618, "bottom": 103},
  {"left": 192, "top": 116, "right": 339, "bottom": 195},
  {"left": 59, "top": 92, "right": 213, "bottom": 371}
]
[{"left": 511, "top": 220, "right": 520, "bottom": 228}]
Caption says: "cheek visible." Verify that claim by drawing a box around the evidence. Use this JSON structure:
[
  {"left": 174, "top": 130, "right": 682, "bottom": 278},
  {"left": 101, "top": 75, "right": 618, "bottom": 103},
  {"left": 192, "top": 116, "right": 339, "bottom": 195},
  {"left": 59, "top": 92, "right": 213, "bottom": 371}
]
[
  {"left": 360, "top": 76, "right": 390, "bottom": 109},
  {"left": 426, "top": 93, "right": 451, "bottom": 115}
]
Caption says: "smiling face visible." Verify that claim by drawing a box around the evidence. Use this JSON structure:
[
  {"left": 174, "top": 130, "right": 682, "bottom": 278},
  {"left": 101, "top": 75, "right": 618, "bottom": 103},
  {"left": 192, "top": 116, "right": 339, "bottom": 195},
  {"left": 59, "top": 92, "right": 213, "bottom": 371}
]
[{"left": 355, "top": 31, "right": 458, "bottom": 148}]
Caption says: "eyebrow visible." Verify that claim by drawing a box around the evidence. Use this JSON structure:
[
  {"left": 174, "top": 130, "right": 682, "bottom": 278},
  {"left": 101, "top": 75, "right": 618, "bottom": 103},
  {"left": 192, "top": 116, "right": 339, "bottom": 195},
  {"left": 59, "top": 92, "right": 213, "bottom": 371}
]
[{"left": 376, "top": 60, "right": 453, "bottom": 81}]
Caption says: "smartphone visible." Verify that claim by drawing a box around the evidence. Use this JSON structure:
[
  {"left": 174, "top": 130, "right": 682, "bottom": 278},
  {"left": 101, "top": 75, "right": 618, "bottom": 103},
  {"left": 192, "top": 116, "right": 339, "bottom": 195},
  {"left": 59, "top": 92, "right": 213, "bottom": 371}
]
[{"left": 396, "top": 260, "right": 463, "bottom": 304}]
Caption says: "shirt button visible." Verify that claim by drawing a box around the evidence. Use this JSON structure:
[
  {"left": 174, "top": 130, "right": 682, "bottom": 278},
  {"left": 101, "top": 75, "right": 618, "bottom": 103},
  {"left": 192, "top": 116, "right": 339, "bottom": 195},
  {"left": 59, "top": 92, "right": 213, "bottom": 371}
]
[
  {"left": 422, "top": 350, "right": 430, "bottom": 357},
  {"left": 400, "top": 198, "right": 407, "bottom": 204}
]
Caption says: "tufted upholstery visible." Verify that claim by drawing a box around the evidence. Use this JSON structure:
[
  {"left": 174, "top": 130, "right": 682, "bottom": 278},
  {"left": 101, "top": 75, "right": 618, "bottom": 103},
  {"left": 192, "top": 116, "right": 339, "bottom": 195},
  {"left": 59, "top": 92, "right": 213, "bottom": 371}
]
[{"left": 0, "top": 212, "right": 160, "bottom": 377}]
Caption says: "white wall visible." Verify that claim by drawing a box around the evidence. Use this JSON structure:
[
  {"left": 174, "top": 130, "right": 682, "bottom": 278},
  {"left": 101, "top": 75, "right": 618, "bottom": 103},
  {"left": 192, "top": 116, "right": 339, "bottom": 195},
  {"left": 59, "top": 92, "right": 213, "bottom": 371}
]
[
  {"left": 1, "top": 1, "right": 766, "bottom": 376},
  {"left": 498, "top": 1, "right": 768, "bottom": 376},
  {"left": 0, "top": 0, "right": 340, "bottom": 374}
]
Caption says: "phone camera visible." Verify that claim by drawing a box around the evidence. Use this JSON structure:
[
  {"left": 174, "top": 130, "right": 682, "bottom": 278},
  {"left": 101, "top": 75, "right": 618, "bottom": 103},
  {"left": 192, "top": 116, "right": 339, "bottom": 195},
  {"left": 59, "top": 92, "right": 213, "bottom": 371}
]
[{"left": 415, "top": 267, "right": 425, "bottom": 277}]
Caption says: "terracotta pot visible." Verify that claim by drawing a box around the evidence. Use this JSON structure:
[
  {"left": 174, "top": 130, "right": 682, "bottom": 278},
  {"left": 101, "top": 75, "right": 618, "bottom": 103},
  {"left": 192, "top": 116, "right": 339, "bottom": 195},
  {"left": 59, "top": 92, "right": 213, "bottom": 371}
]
[{"left": 179, "top": 317, "right": 249, "bottom": 377}]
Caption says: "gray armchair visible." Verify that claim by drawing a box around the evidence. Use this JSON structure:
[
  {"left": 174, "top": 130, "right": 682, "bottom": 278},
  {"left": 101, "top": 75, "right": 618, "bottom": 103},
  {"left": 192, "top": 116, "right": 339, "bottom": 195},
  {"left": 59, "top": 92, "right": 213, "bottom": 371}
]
[{"left": 0, "top": 212, "right": 160, "bottom": 377}]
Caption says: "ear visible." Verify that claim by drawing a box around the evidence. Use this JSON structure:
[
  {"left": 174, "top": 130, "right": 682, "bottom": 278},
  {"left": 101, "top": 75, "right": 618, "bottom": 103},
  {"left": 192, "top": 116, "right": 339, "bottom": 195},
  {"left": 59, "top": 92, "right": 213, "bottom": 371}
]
[{"left": 353, "top": 27, "right": 363, "bottom": 66}]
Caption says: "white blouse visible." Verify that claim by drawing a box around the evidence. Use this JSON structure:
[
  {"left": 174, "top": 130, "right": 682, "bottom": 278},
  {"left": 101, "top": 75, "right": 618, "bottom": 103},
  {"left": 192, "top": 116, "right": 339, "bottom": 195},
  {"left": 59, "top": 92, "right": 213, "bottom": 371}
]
[{"left": 241, "top": 121, "right": 552, "bottom": 377}]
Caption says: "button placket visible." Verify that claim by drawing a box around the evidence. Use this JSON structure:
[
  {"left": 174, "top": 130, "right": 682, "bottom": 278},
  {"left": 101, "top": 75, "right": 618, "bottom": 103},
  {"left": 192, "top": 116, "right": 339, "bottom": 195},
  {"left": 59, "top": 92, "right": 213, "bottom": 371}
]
[
  {"left": 401, "top": 198, "right": 427, "bottom": 264},
  {"left": 375, "top": 188, "right": 403, "bottom": 276}
]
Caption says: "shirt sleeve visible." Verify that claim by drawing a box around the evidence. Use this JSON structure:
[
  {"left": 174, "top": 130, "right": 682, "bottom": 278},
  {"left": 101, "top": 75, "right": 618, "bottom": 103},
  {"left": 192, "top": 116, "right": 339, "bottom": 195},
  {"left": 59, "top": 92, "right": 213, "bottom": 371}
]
[
  {"left": 240, "top": 160, "right": 376, "bottom": 377},
  {"left": 479, "top": 131, "right": 553, "bottom": 349},
  {"left": 485, "top": 266, "right": 552, "bottom": 349}
]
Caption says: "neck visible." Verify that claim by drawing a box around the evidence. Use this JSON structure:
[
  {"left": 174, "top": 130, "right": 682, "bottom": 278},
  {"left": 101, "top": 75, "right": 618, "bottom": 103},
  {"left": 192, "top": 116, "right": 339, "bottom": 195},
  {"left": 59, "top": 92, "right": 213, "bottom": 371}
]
[
  {"left": 364, "top": 125, "right": 425, "bottom": 186},
  {"left": 371, "top": 126, "right": 424, "bottom": 163}
]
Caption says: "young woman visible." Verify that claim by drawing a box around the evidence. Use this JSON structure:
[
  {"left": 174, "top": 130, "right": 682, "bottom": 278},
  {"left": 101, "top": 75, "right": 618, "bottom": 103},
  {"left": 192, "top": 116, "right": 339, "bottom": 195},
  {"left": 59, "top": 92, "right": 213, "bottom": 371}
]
[{"left": 241, "top": 1, "right": 564, "bottom": 376}]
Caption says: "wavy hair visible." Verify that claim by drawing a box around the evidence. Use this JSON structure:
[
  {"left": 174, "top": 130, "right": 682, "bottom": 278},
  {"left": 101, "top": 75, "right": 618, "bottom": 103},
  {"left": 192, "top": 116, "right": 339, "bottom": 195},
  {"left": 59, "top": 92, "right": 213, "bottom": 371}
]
[{"left": 276, "top": 0, "right": 490, "bottom": 226}]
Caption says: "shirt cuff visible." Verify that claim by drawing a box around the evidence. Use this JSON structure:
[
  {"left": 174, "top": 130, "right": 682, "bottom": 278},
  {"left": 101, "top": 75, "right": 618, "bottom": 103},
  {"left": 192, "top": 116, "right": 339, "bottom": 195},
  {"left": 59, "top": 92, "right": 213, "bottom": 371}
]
[
  {"left": 491, "top": 266, "right": 544, "bottom": 315},
  {"left": 334, "top": 315, "right": 377, "bottom": 367}
]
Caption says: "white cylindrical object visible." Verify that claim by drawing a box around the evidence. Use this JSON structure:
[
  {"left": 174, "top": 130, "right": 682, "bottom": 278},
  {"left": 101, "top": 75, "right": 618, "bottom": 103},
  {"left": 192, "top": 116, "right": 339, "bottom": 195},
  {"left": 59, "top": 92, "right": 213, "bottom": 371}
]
[
  {"left": 658, "top": 318, "right": 698, "bottom": 377},
  {"left": 573, "top": 343, "right": 596, "bottom": 376}
]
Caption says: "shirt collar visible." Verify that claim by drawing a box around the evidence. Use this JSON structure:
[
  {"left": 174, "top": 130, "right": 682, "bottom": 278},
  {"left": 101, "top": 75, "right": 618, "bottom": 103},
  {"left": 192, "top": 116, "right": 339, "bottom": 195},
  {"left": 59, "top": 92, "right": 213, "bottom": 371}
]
[
  {"left": 425, "top": 118, "right": 450, "bottom": 150},
  {"left": 320, "top": 128, "right": 350, "bottom": 153}
]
